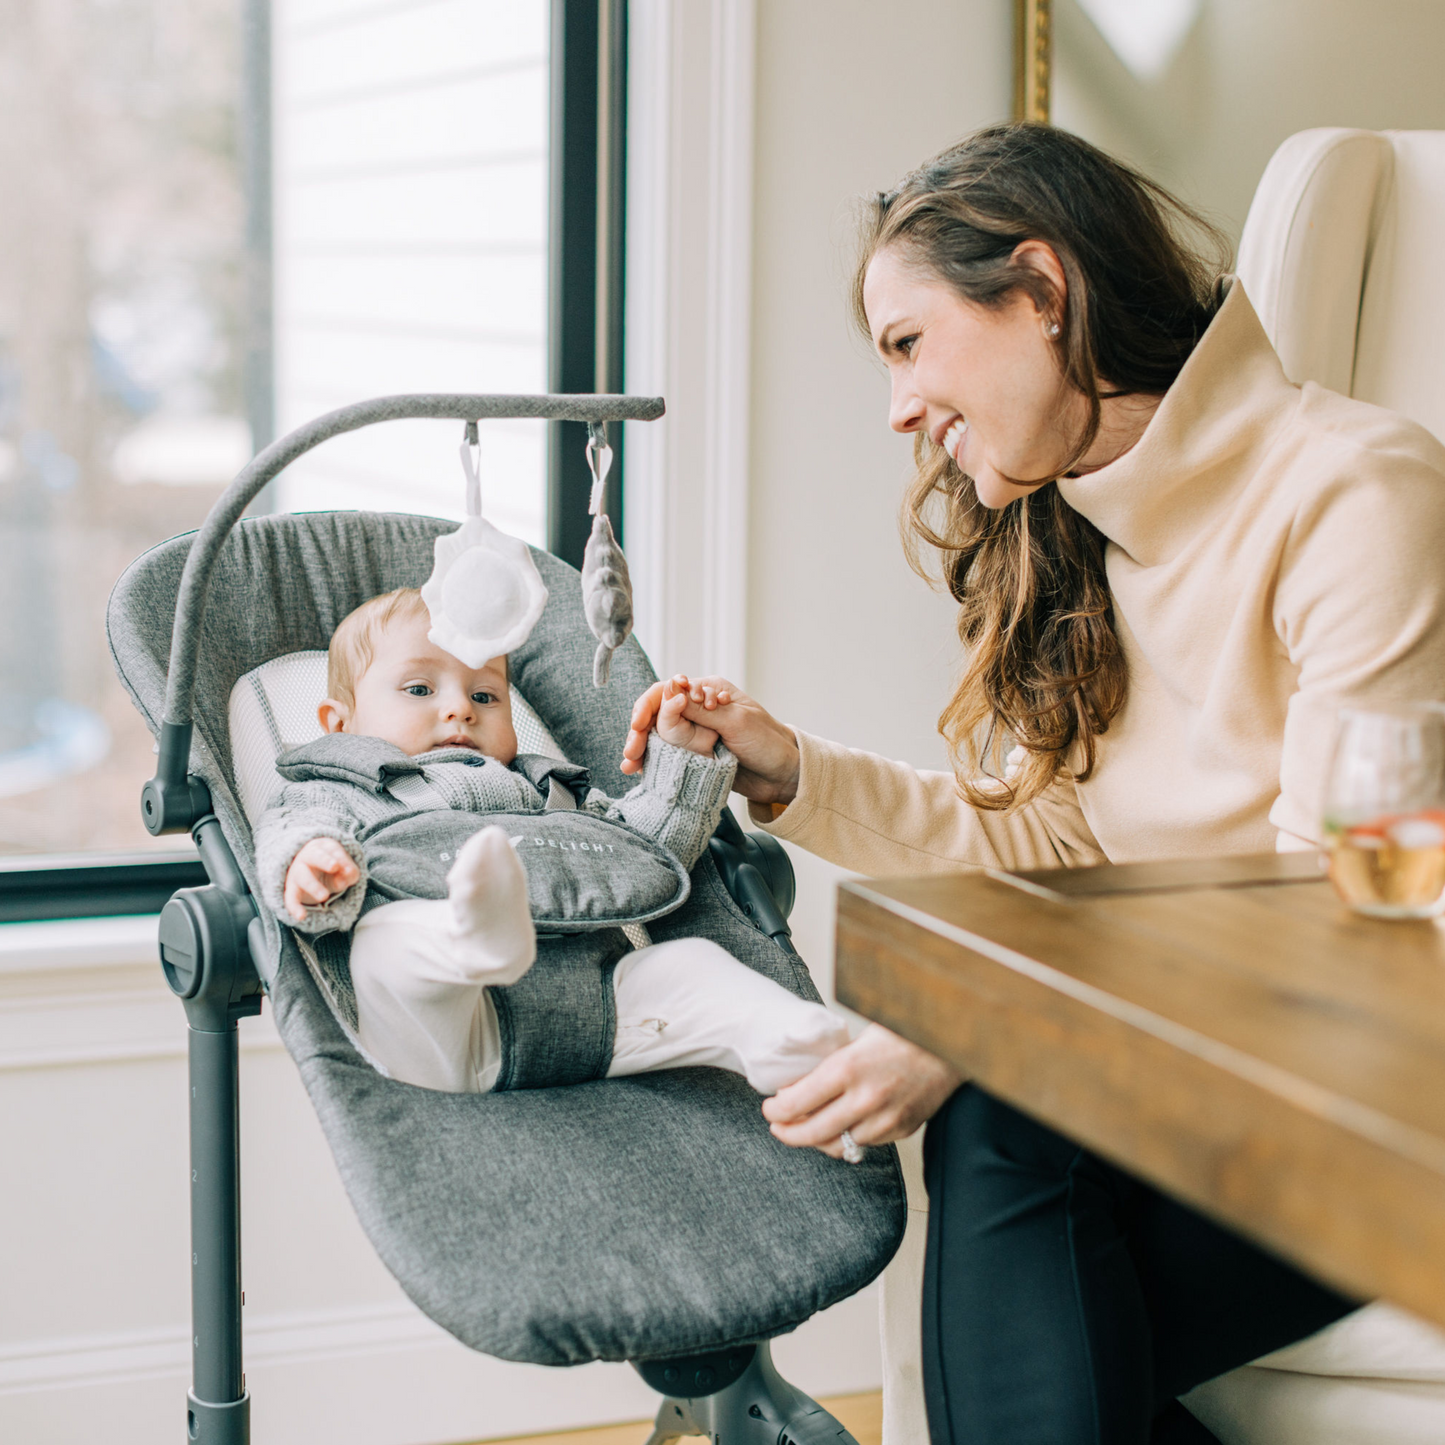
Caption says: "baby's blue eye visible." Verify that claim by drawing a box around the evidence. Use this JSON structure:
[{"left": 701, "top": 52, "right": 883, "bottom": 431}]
[
  {"left": 472, "top": 691, "right": 495, "bottom": 705},
  {"left": 404, "top": 684, "right": 432, "bottom": 697}
]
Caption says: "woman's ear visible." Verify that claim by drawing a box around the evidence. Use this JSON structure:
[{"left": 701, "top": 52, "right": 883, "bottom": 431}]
[
  {"left": 318, "top": 699, "right": 349, "bottom": 735},
  {"left": 1010, "top": 239, "right": 1068, "bottom": 328}
]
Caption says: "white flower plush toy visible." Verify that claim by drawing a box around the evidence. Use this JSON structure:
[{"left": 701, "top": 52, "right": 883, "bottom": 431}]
[{"left": 421, "top": 433, "right": 549, "bottom": 668}]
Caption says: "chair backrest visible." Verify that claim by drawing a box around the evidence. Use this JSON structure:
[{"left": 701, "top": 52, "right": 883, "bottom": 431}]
[
  {"left": 107, "top": 511, "right": 655, "bottom": 872},
  {"left": 1238, "top": 128, "right": 1445, "bottom": 445}
]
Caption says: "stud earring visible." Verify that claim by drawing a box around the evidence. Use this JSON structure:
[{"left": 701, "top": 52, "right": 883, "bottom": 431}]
[{"left": 1047, "top": 321, "right": 1061, "bottom": 338}]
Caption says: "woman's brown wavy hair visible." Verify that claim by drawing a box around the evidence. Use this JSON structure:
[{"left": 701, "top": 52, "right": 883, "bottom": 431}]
[{"left": 853, "top": 124, "right": 1229, "bottom": 809}]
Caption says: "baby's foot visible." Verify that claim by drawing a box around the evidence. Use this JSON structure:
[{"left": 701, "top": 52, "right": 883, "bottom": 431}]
[
  {"left": 739, "top": 1005, "right": 851, "bottom": 1096},
  {"left": 445, "top": 826, "right": 536, "bottom": 984}
]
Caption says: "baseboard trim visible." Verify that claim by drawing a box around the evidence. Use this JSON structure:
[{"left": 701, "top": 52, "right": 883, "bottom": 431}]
[
  {"left": 1, "top": 1286, "right": 880, "bottom": 1445},
  {"left": 0, "top": 1300, "right": 445, "bottom": 1396},
  {"left": 0, "top": 1298, "right": 665, "bottom": 1445}
]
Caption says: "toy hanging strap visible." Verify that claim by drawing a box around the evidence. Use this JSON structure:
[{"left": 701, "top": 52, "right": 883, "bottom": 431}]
[
  {"left": 460, "top": 419, "right": 482, "bottom": 517},
  {"left": 420, "top": 418, "right": 550, "bottom": 668},
  {"left": 586, "top": 421, "right": 614, "bottom": 514}
]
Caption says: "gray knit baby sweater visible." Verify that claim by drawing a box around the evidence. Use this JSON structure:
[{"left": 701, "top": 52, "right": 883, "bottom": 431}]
[{"left": 254, "top": 731, "right": 736, "bottom": 935}]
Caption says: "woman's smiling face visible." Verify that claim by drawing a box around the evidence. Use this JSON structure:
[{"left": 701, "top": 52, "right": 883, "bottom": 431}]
[{"left": 863, "top": 243, "right": 1081, "bottom": 509}]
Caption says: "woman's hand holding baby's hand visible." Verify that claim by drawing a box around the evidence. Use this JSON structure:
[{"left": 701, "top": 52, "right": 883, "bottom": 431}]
[
  {"left": 622, "top": 676, "right": 801, "bottom": 805},
  {"left": 284, "top": 838, "right": 360, "bottom": 922},
  {"left": 651, "top": 675, "right": 725, "bottom": 757}
]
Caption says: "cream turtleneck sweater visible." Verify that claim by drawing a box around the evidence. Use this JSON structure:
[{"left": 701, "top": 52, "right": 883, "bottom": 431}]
[{"left": 757, "top": 282, "right": 1445, "bottom": 874}]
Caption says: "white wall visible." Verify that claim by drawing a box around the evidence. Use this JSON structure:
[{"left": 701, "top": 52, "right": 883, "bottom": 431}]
[
  {"left": 1054, "top": 0, "right": 1445, "bottom": 247},
  {"left": 744, "top": 0, "right": 1012, "bottom": 980}
]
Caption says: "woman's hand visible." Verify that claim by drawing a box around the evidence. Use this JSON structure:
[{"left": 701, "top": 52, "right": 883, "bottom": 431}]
[
  {"left": 762, "top": 1024, "right": 963, "bottom": 1157},
  {"left": 622, "top": 675, "right": 802, "bottom": 806},
  {"left": 283, "top": 838, "right": 359, "bottom": 922}
]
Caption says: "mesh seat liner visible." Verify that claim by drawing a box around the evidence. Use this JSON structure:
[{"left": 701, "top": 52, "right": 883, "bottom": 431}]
[
  {"left": 228, "top": 650, "right": 566, "bottom": 822},
  {"left": 107, "top": 510, "right": 904, "bottom": 1366}
]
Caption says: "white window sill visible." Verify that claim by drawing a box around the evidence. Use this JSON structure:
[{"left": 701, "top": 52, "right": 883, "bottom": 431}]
[
  {"left": 0, "top": 912, "right": 278, "bottom": 1070},
  {"left": 0, "top": 913, "right": 160, "bottom": 974}
]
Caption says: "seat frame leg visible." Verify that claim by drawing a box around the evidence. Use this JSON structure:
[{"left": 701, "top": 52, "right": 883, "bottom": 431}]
[
  {"left": 644, "top": 1394, "right": 705, "bottom": 1444},
  {"left": 185, "top": 1020, "right": 251, "bottom": 1445},
  {"left": 157, "top": 822, "right": 264, "bottom": 1445}
]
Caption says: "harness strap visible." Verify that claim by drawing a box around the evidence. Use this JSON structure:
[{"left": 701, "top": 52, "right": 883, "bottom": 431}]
[{"left": 385, "top": 772, "right": 448, "bottom": 811}]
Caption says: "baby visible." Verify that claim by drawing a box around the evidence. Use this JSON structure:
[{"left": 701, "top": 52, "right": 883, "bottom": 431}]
[{"left": 254, "top": 587, "right": 848, "bottom": 1095}]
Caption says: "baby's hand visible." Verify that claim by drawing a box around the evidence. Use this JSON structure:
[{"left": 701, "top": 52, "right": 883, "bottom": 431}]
[
  {"left": 626, "top": 674, "right": 733, "bottom": 769},
  {"left": 654, "top": 674, "right": 728, "bottom": 757},
  {"left": 622, "top": 675, "right": 798, "bottom": 802},
  {"left": 283, "top": 838, "right": 360, "bottom": 923}
]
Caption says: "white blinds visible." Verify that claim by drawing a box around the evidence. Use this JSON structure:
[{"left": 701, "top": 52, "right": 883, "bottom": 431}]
[{"left": 273, "top": 0, "right": 549, "bottom": 541}]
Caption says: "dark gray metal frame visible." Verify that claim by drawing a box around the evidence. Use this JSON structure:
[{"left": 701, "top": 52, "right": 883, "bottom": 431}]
[{"left": 138, "top": 393, "right": 859, "bottom": 1445}]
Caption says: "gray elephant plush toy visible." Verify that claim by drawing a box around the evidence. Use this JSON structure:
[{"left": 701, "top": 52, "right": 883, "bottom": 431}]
[{"left": 580, "top": 511, "right": 634, "bottom": 687}]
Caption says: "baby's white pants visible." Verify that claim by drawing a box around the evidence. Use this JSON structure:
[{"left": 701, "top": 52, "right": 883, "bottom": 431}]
[{"left": 349, "top": 899, "right": 849, "bottom": 1095}]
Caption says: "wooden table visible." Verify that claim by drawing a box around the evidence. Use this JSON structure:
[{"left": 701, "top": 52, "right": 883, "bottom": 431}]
[{"left": 835, "top": 853, "right": 1445, "bottom": 1328}]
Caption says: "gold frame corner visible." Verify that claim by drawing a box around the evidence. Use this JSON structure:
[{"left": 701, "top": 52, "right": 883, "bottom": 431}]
[{"left": 1013, "top": 0, "right": 1053, "bottom": 124}]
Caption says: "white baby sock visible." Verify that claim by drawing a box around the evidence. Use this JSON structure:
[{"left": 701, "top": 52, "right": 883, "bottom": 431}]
[
  {"left": 445, "top": 825, "right": 536, "bottom": 985},
  {"left": 739, "top": 1002, "right": 852, "bottom": 1096}
]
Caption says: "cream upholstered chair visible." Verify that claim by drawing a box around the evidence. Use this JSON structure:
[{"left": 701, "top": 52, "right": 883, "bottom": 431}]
[
  {"left": 1182, "top": 127, "right": 1445, "bottom": 1445},
  {"left": 877, "top": 129, "right": 1445, "bottom": 1445},
  {"left": 1235, "top": 127, "right": 1445, "bottom": 436}
]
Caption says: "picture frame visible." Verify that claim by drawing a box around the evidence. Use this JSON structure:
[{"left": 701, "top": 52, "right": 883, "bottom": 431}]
[{"left": 1014, "top": 0, "right": 1052, "bottom": 123}]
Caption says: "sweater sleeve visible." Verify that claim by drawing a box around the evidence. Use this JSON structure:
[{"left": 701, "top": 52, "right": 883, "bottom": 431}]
[
  {"left": 748, "top": 730, "right": 1107, "bottom": 876},
  {"left": 1270, "top": 438, "right": 1445, "bottom": 846},
  {"left": 253, "top": 786, "right": 369, "bottom": 935},
  {"left": 586, "top": 735, "right": 737, "bottom": 870}
]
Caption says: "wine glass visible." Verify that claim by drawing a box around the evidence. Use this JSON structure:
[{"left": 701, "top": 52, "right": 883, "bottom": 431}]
[{"left": 1322, "top": 705, "right": 1445, "bottom": 919}]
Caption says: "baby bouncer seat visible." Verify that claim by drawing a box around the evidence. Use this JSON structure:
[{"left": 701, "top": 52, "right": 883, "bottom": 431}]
[{"left": 105, "top": 393, "right": 905, "bottom": 1445}]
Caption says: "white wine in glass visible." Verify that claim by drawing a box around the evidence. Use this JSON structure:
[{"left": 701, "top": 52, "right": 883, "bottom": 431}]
[{"left": 1322, "top": 705, "right": 1445, "bottom": 919}]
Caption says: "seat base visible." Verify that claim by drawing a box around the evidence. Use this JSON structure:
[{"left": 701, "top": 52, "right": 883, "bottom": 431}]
[{"left": 641, "top": 1342, "right": 858, "bottom": 1445}]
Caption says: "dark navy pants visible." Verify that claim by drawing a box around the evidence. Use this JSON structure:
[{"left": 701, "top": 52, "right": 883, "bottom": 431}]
[{"left": 921, "top": 1086, "right": 1356, "bottom": 1444}]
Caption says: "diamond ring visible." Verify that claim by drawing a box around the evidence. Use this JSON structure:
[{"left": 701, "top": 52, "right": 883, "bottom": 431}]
[{"left": 839, "top": 1129, "right": 864, "bottom": 1165}]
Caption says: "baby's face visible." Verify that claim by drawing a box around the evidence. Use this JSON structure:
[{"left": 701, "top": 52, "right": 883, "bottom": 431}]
[{"left": 321, "top": 612, "right": 518, "bottom": 762}]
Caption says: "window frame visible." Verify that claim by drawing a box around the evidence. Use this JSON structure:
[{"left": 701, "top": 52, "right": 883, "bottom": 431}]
[
  {"left": 548, "top": 0, "right": 629, "bottom": 568},
  {"left": 0, "top": 852, "right": 208, "bottom": 925}
]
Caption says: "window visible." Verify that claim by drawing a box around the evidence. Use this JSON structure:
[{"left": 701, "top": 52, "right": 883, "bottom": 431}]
[
  {"left": 0, "top": 0, "right": 622, "bottom": 908},
  {"left": 0, "top": 0, "right": 247, "bottom": 862}
]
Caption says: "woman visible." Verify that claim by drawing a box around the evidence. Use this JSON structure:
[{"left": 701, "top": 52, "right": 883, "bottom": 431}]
[{"left": 625, "top": 125, "right": 1445, "bottom": 1443}]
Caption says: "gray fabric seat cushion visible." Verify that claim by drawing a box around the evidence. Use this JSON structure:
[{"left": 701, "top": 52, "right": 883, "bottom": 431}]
[
  {"left": 106, "top": 511, "right": 905, "bottom": 1364},
  {"left": 278, "top": 867, "right": 903, "bottom": 1363}
]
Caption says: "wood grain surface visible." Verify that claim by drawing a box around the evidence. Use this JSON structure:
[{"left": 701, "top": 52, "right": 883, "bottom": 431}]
[{"left": 836, "top": 867, "right": 1445, "bottom": 1326}]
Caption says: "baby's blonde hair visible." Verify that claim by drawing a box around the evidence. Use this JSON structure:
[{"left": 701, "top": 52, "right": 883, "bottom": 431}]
[{"left": 326, "top": 588, "right": 432, "bottom": 708}]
